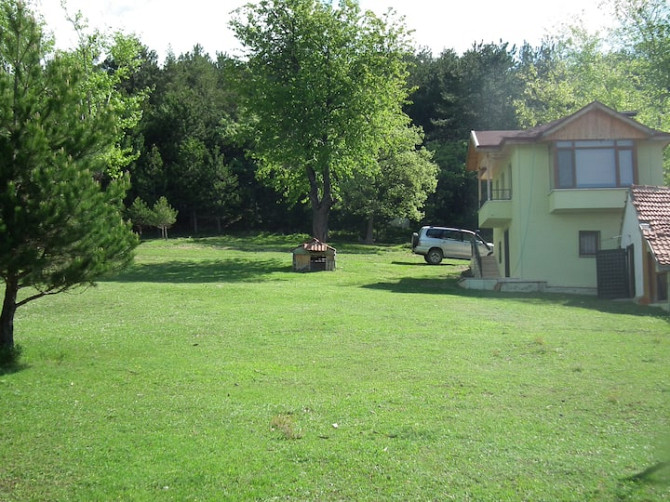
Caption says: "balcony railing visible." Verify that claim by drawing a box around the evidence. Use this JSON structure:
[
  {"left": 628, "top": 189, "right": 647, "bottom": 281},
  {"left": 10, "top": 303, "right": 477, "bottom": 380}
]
[{"left": 480, "top": 188, "right": 512, "bottom": 207}]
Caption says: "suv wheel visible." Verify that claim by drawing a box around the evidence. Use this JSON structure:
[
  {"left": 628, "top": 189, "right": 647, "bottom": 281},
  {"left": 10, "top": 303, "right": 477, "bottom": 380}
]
[{"left": 425, "top": 248, "right": 443, "bottom": 265}]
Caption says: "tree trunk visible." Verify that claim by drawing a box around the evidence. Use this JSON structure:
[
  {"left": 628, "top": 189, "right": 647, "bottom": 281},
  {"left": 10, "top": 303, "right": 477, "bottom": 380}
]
[
  {"left": 364, "top": 215, "right": 375, "bottom": 244},
  {"left": 0, "top": 276, "right": 18, "bottom": 350},
  {"left": 191, "top": 210, "right": 198, "bottom": 235},
  {"left": 307, "top": 165, "right": 334, "bottom": 242},
  {"left": 312, "top": 203, "right": 330, "bottom": 242}
]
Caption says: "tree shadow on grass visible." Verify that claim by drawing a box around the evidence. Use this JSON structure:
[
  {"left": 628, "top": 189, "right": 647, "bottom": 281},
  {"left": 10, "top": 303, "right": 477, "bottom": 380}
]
[
  {"left": 106, "top": 258, "right": 292, "bottom": 284},
  {"left": 332, "top": 243, "right": 409, "bottom": 255},
  {"left": 390, "top": 261, "right": 466, "bottom": 267},
  {"left": 0, "top": 362, "right": 29, "bottom": 376},
  {"left": 363, "top": 276, "right": 670, "bottom": 321},
  {"left": 188, "top": 235, "right": 301, "bottom": 254},
  {"left": 0, "top": 344, "right": 28, "bottom": 375},
  {"left": 363, "top": 277, "right": 469, "bottom": 295},
  {"left": 185, "top": 235, "right": 407, "bottom": 256}
]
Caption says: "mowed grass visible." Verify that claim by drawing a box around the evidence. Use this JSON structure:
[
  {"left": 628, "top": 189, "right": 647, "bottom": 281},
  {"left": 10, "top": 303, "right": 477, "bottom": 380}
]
[{"left": 1, "top": 234, "right": 669, "bottom": 501}]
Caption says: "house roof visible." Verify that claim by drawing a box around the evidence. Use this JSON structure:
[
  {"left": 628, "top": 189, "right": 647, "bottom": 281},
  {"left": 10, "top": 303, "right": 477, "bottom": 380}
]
[
  {"left": 292, "top": 238, "right": 336, "bottom": 254},
  {"left": 469, "top": 119, "right": 567, "bottom": 149},
  {"left": 629, "top": 185, "right": 670, "bottom": 267},
  {"left": 468, "top": 101, "right": 670, "bottom": 170}
]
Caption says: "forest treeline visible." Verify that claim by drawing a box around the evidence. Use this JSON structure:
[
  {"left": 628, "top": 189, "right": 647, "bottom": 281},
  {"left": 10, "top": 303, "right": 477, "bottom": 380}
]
[{"left": 47, "top": 0, "right": 670, "bottom": 239}]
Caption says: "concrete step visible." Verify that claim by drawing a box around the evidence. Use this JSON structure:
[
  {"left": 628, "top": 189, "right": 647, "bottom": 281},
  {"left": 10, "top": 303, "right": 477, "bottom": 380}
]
[{"left": 479, "top": 255, "right": 500, "bottom": 279}]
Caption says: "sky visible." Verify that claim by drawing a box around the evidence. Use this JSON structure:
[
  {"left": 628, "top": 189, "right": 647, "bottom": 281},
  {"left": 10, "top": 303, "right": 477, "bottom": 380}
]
[{"left": 34, "top": 0, "right": 615, "bottom": 61}]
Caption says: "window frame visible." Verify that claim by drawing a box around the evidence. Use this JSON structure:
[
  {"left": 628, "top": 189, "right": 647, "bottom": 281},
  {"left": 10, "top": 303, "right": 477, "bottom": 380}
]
[
  {"left": 579, "top": 231, "right": 601, "bottom": 257},
  {"left": 554, "top": 140, "right": 636, "bottom": 189}
]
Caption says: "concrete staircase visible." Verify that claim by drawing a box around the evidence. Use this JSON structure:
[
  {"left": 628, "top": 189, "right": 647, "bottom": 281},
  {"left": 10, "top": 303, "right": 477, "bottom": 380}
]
[
  {"left": 478, "top": 255, "right": 500, "bottom": 279},
  {"left": 462, "top": 255, "right": 556, "bottom": 293}
]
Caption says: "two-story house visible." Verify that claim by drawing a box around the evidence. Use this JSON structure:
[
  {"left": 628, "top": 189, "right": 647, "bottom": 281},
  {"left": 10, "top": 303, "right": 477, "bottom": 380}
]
[{"left": 464, "top": 101, "right": 670, "bottom": 294}]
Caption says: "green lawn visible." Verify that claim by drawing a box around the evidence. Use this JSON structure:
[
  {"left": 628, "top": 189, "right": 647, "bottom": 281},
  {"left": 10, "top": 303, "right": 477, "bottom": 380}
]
[{"left": 1, "top": 235, "right": 669, "bottom": 501}]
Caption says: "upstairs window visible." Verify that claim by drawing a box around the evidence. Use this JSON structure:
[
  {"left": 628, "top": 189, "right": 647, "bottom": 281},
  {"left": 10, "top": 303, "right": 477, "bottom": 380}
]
[{"left": 555, "top": 140, "right": 635, "bottom": 189}]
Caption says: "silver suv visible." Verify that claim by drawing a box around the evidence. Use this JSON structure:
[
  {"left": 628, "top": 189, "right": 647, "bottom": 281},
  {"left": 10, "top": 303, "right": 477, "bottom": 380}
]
[{"left": 411, "top": 226, "right": 493, "bottom": 264}]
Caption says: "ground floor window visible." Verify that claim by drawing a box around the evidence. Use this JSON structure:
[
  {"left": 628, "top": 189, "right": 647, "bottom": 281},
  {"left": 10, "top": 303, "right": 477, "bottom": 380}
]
[{"left": 579, "top": 231, "right": 600, "bottom": 257}]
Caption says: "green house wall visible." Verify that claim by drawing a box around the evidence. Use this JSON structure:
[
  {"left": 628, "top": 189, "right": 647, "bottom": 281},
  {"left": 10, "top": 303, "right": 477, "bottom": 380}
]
[{"left": 482, "top": 141, "right": 667, "bottom": 290}]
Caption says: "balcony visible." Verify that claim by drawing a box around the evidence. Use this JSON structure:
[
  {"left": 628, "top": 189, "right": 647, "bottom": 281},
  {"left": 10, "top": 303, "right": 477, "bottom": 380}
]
[
  {"left": 479, "top": 188, "right": 512, "bottom": 207},
  {"left": 549, "top": 188, "right": 627, "bottom": 213},
  {"left": 478, "top": 189, "right": 512, "bottom": 228}
]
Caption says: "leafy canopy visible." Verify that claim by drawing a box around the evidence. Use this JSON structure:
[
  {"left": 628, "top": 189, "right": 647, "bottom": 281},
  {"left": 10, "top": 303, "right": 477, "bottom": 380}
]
[
  {"left": 230, "top": 0, "right": 415, "bottom": 229},
  {"left": 513, "top": 0, "right": 670, "bottom": 180},
  {"left": 340, "top": 125, "right": 438, "bottom": 230}
]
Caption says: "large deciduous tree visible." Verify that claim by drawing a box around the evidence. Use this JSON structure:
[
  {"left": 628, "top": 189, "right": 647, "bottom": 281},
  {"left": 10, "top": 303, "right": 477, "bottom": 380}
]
[
  {"left": 340, "top": 126, "right": 438, "bottom": 243},
  {"left": 514, "top": 30, "right": 643, "bottom": 128},
  {"left": 0, "top": 0, "right": 138, "bottom": 353},
  {"left": 611, "top": 0, "right": 670, "bottom": 114},
  {"left": 230, "top": 0, "right": 414, "bottom": 241},
  {"left": 57, "top": 5, "right": 149, "bottom": 180},
  {"left": 610, "top": 0, "right": 670, "bottom": 180}
]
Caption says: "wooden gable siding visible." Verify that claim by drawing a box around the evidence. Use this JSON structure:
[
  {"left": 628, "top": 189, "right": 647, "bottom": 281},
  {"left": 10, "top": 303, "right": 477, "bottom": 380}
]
[{"left": 544, "top": 108, "right": 648, "bottom": 141}]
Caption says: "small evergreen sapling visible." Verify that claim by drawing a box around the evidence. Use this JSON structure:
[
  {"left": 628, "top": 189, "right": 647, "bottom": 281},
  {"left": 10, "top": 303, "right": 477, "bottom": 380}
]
[{"left": 151, "top": 196, "right": 178, "bottom": 239}]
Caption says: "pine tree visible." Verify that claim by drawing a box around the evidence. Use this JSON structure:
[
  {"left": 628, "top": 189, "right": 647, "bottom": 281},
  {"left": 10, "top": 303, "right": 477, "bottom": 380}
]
[
  {"left": 127, "top": 197, "right": 154, "bottom": 236},
  {"left": 151, "top": 196, "right": 178, "bottom": 239},
  {"left": 0, "top": 0, "right": 138, "bottom": 354}
]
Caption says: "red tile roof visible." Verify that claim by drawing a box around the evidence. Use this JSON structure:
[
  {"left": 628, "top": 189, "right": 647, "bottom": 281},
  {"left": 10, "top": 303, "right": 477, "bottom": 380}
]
[
  {"left": 630, "top": 185, "right": 670, "bottom": 266},
  {"left": 299, "top": 238, "right": 335, "bottom": 253}
]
